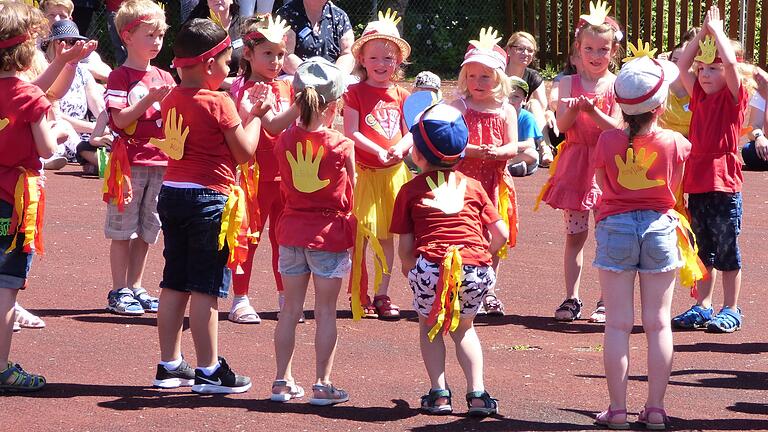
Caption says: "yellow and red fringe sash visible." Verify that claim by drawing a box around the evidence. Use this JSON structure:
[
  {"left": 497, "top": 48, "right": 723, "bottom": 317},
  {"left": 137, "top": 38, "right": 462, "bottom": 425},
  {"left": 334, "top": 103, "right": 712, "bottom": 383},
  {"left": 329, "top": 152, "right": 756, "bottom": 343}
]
[
  {"left": 101, "top": 141, "right": 133, "bottom": 212},
  {"left": 6, "top": 168, "right": 45, "bottom": 254},
  {"left": 671, "top": 186, "right": 707, "bottom": 297},
  {"left": 426, "top": 245, "right": 464, "bottom": 341},
  {"left": 534, "top": 140, "right": 567, "bottom": 211},
  {"left": 218, "top": 185, "right": 250, "bottom": 274},
  {"left": 238, "top": 161, "right": 261, "bottom": 245},
  {"left": 349, "top": 223, "right": 388, "bottom": 320},
  {"left": 497, "top": 177, "right": 518, "bottom": 258}
]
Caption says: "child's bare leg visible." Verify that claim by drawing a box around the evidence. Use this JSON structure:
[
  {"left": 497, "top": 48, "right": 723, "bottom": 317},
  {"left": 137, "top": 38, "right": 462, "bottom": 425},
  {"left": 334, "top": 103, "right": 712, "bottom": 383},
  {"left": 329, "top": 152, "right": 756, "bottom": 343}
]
[
  {"left": 189, "top": 292, "right": 219, "bottom": 368},
  {"left": 110, "top": 239, "right": 130, "bottom": 290},
  {"left": 0, "top": 288, "right": 19, "bottom": 365},
  {"left": 721, "top": 269, "right": 741, "bottom": 309},
  {"left": 696, "top": 267, "right": 717, "bottom": 308},
  {"left": 313, "top": 275, "right": 342, "bottom": 384},
  {"left": 639, "top": 270, "right": 675, "bottom": 423},
  {"left": 419, "top": 315, "right": 448, "bottom": 397},
  {"left": 376, "top": 238, "right": 395, "bottom": 296},
  {"left": 486, "top": 255, "right": 501, "bottom": 297},
  {"left": 157, "top": 288, "right": 189, "bottom": 362},
  {"left": 274, "top": 273, "right": 309, "bottom": 385},
  {"left": 564, "top": 230, "right": 588, "bottom": 299},
  {"left": 599, "top": 269, "right": 635, "bottom": 422},
  {"left": 127, "top": 238, "right": 150, "bottom": 288},
  {"left": 449, "top": 318, "right": 486, "bottom": 405}
]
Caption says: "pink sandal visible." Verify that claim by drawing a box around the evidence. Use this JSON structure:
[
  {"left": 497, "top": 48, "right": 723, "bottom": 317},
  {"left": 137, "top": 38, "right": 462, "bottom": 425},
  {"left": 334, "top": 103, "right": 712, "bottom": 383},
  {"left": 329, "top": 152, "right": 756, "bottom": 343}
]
[
  {"left": 595, "top": 406, "right": 629, "bottom": 430},
  {"left": 638, "top": 406, "right": 668, "bottom": 430}
]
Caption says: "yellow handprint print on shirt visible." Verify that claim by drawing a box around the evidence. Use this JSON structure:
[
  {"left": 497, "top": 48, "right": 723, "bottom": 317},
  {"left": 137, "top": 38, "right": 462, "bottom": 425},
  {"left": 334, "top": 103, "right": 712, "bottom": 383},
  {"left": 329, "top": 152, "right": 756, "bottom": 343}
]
[
  {"left": 286, "top": 140, "right": 329, "bottom": 193},
  {"left": 0, "top": 117, "right": 9, "bottom": 132},
  {"left": 614, "top": 147, "right": 666, "bottom": 191},
  {"left": 422, "top": 171, "right": 467, "bottom": 215},
  {"left": 149, "top": 107, "right": 189, "bottom": 160}
]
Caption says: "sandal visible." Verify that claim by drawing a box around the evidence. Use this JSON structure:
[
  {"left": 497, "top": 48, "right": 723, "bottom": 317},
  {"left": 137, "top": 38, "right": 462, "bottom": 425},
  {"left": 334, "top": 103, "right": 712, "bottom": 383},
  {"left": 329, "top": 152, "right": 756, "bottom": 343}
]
[
  {"left": 228, "top": 304, "right": 261, "bottom": 324},
  {"left": 638, "top": 406, "right": 669, "bottom": 430},
  {"left": 372, "top": 295, "right": 400, "bottom": 320},
  {"left": 12, "top": 321, "right": 21, "bottom": 332},
  {"left": 270, "top": 379, "right": 305, "bottom": 402},
  {"left": 483, "top": 294, "right": 505, "bottom": 316},
  {"left": 706, "top": 307, "right": 742, "bottom": 333},
  {"left": 589, "top": 300, "right": 606, "bottom": 323},
  {"left": 466, "top": 390, "right": 499, "bottom": 417},
  {"left": 132, "top": 288, "right": 159, "bottom": 313},
  {"left": 420, "top": 388, "right": 452, "bottom": 415},
  {"left": 595, "top": 406, "right": 629, "bottom": 430},
  {"left": 309, "top": 383, "right": 349, "bottom": 406},
  {"left": 0, "top": 362, "right": 46, "bottom": 393},
  {"left": 14, "top": 304, "right": 45, "bottom": 329},
  {"left": 672, "top": 304, "right": 714, "bottom": 329},
  {"left": 554, "top": 298, "right": 582, "bottom": 322},
  {"left": 354, "top": 295, "right": 378, "bottom": 319}
]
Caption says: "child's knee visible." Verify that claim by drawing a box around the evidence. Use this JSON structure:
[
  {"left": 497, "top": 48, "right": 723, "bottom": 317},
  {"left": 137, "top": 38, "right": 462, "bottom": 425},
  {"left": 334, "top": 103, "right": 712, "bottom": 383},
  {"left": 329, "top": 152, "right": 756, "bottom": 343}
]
[{"left": 606, "top": 317, "right": 634, "bottom": 334}]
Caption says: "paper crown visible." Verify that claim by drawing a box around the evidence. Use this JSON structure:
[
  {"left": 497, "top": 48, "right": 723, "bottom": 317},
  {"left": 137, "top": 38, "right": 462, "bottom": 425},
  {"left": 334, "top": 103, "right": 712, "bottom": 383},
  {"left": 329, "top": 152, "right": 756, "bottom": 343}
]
[
  {"left": 242, "top": 14, "right": 291, "bottom": 44},
  {"left": 623, "top": 39, "right": 657, "bottom": 63},
  {"left": 576, "top": 0, "right": 623, "bottom": 41},
  {"left": 694, "top": 35, "right": 717, "bottom": 64},
  {"left": 462, "top": 27, "right": 507, "bottom": 71},
  {"left": 351, "top": 8, "right": 411, "bottom": 59}
]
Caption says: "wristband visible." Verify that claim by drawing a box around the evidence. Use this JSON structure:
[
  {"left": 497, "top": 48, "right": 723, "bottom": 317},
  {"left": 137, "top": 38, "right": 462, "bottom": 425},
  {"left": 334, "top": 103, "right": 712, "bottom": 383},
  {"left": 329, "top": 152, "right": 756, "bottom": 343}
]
[{"left": 753, "top": 129, "right": 764, "bottom": 140}]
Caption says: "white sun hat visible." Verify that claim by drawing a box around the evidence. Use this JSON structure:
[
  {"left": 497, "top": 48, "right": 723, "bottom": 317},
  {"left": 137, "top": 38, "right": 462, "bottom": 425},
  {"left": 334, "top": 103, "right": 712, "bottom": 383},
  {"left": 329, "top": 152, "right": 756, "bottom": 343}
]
[{"left": 614, "top": 56, "right": 679, "bottom": 115}]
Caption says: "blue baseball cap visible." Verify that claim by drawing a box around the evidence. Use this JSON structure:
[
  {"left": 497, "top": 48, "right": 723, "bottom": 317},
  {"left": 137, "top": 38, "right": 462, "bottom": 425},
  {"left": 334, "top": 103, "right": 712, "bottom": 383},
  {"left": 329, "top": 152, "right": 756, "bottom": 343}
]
[{"left": 410, "top": 104, "right": 468, "bottom": 167}]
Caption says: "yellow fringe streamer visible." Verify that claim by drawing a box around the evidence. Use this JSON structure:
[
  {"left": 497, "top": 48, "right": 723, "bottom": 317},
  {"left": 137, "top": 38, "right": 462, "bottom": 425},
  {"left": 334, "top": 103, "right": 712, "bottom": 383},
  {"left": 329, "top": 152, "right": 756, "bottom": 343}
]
[
  {"left": 670, "top": 209, "right": 707, "bottom": 290},
  {"left": 534, "top": 140, "right": 567, "bottom": 211},
  {"left": 239, "top": 162, "right": 261, "bottom": 244},
  {"left": 497, "top": 179, "right": 510, "bottom": 259},
  {"left": 427, "top": 246, "right": 463, "bottom": 342},
  {"left": 349, "top": 223, "right": 389, "bottom": 321},
  {"left": 7, "top": 169, "right": 43, "bottom": 254},
  {"left": 218, "top": 186, "right": 247, "bottom": 272}
]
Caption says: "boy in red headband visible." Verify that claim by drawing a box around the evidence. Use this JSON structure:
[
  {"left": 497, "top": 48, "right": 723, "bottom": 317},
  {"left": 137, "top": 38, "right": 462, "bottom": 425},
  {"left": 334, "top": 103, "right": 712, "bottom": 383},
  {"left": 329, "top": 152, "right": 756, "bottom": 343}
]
[
  {"left": 153, "top": 18, "right": 267, "bottom": 394},
  {"left": 102, "top": 0, "right": 174, "bottom": 317},
  {"left": 390, "top": 104, "right": 508, "bottom": 416}
]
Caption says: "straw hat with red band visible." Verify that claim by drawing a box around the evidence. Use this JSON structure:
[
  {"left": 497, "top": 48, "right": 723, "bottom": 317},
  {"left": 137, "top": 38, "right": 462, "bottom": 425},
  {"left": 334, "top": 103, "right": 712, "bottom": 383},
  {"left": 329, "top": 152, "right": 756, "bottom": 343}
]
[
  {"left": 410, "top": 104, "right": 468, "bottom": 167},
  {"left": 172, "top": 36, "right": 232, "bottom": 68},
  {"left": 461, "top": 27, "right": 508, "bottom": 72},
  {"left": 351, "top": 9, "right": 411, "bottom": 59},
  {"left": 0, "top": 33, "right": 29, "bottom": 49},
  {"left": 614, "top": 56, "right": 679, "bottom": 115}
]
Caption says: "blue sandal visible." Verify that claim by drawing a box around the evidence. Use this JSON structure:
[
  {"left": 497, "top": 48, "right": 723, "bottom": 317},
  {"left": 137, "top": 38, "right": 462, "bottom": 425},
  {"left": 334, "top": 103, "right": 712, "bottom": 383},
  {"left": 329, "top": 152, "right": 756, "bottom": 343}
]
[
  {"left": 420, "top": 388, "right": 452, "bottom": 415},
  {"left": 0, "top": 362, "right": 46, "bottom": 393},
  {"left": 706, "top": 307, "right": 742, "bottom": 333},
  {"left": 671, "top": 305, "right": 713, "bottom": 329},
  {"left": 466, "top": 390, "right": 499, "bottom": 417}
]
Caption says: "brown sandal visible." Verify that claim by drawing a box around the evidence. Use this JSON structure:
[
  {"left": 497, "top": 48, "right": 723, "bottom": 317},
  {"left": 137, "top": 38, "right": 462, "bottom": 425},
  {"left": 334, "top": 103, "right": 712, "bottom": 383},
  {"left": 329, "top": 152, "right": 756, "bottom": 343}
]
[{"left": 372, "top": 295, "right": 400, "bottom": 320}]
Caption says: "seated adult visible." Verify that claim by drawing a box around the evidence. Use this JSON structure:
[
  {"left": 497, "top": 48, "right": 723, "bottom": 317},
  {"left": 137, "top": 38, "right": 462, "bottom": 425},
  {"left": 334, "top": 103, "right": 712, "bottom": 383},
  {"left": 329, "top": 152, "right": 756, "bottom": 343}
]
[
  {"left": 743, "top": 70, "right": 768, "bottom": 171},
  {"left": 276, "top": 0, "right": 354, "bottom": 75}
]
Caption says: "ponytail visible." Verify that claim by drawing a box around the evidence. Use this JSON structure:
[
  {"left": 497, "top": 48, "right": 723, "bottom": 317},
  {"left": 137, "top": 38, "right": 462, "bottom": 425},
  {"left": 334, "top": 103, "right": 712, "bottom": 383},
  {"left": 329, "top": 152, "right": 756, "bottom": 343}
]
[
  {"left": 296, "top": 86, "right": 327, "bottom": 126},
  {"left": 623, "top": 111, "right": 654, "bottom": 161}
]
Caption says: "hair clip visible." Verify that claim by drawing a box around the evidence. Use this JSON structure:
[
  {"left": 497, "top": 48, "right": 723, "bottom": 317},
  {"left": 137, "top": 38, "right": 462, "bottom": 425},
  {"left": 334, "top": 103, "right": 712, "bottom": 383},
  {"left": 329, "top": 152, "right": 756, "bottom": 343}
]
[
  {"left": 694, "top": 35, "right": 717, "bottom": 64},
  {"left": 469, "top": 27, "right": 502, "bottom": 51},
  {"left": 623, "top": 39, "right": 657, "bottom": 62}
]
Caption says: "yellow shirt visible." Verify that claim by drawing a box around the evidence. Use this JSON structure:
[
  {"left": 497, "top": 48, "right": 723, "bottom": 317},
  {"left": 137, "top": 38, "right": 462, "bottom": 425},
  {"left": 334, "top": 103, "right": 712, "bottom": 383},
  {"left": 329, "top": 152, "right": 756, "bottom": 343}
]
[{"left": 660, "top": 90, "right": 691, "bottom": 137}]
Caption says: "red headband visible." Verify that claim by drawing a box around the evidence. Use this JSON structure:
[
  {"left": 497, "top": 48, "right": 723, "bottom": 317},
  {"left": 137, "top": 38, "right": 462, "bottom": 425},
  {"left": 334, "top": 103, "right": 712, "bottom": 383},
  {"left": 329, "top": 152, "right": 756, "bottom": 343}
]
[
  {"left": 242, "top": 31, "right": 266, "bottom": 42},
  {"left": 122, "top": 15, "right": 153, "bottom": 34},
  {"left": 615, "top": 59, "right": 664, "bottom": 105},
  {"left": 708, "top": 56, "right": 745, "bottom": 64},
  {"left": 172, "top": 36, "right": 232, "bottom": 68},
  {"left": 417, "top": 119, "right": 461, "bottom": 162},
  {"left": 0, "top": 33, "right": 29, "bottom": 49}
]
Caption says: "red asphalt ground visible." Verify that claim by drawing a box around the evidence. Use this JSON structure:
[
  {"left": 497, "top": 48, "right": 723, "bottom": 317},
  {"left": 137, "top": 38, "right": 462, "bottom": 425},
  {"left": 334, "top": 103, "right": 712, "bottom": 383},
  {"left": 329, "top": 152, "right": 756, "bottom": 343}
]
[{"left": 3, "top": 164, "right": 768, "bottom": 431}]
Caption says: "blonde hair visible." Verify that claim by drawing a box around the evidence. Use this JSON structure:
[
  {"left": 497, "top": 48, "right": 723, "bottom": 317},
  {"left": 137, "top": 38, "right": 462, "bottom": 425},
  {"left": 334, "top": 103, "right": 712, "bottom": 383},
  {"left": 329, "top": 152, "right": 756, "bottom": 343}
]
[
  {"left": 0, "top": 2, "right": 48, "bottom": 72},
  {"left": 506, "top": 31, "right": 537, "bottom": 52},
  {"left": 239, "top": 14, "right": 287, "bottom": 79},
  {"left": 731, "top": 39, "right": 757, "bottom": 95},
  {"left": 40, "top": 0, "right": 74, "bottom": 14},
  {"left": 457, "top": 64, "right": 511, "bottom": 104},
  {"left": 115, "top": 0, "right": 167, "bottom": 38},
  {"left": 352, "top": 39, "right": 405, "bottom": 82},
  {"left": 295, "top": 87, "right": 331, "bottom": 127}
]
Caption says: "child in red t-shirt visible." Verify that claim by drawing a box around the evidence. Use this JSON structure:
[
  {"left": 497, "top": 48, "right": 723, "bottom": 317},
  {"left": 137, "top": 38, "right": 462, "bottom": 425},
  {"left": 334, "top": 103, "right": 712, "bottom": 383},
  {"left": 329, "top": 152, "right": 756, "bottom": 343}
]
[
  {"left": 391, "top": 104, "right": 508, "bottom": 416},
  {"left": 271, "top": 57, "right": 354, "bottom": 406},
  {"left": 591, "top": 56, "right": 691, "bottom": 429},
  {"left": 227, "top": 15, "right": 299, "bottom": 324},
  {"left": 102, "top": 0, "right": 174, "bottom": 317},
  {"left": 152, "top": 18, "right": 267, "bottom": 394},
  {"left": 672, "top": 6, "right": 749, "bottom": 333},
  {"left": 0, "top": 2, "right": 59, "bottom": 392},
  {"left": 343, "top": 10, "right": 412, "bottom": 320}
]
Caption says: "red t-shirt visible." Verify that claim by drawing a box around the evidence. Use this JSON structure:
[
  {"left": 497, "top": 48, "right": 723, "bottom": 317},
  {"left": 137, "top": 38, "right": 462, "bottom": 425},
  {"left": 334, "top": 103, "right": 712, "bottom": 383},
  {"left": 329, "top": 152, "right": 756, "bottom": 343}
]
[
  {"left": 274, "top": 125, "right": 355, "bottom": 252},
  {"left": 684, "top": 80, "right": 748, "bottom": 194},
  {"left": 234, "top": 79, "right": 293, "bottom": 182},
  {"left": 161, "top": 87, "right": 242, "bottom": 194},
  {"left": 105, "top": 65, "right": 174, "bottom": 166},
  {"left": 592, "top": 128, "right": 691, "bottom": 223},
  {"left": 0, "top": 78, "right": 51, "bottom": 204},
  {"left": 343, "top": 81, "right": 409, "bottom": 168},
  {"left": 390, "top": 170, "right": 501, "bottom": 266}
]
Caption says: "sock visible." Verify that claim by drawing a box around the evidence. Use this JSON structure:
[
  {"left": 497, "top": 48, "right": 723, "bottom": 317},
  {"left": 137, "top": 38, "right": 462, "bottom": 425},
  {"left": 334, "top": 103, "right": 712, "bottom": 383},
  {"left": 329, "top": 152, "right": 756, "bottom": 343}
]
[
  {"left": 197, "top": 361, "right": 220, "bottom": 376},
  {"left": 160, "top": 358, "right": 183, "bottom": 371},
  {"left": 231, "top": 295, "right": 250, "bottom": 312},
  {"left": 278, "top": 294, "right": 285, "bottom": 310}
]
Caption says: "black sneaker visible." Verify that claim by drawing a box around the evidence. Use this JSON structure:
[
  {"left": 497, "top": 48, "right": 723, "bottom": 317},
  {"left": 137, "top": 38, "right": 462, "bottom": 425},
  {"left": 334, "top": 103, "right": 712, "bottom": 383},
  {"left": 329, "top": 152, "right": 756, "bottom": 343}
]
[
  {"left": 191, "top": 357, "right": 251, "bottom": 394},
  {"left": 153, "top": 359, "right": 195, "bottom": 388}
]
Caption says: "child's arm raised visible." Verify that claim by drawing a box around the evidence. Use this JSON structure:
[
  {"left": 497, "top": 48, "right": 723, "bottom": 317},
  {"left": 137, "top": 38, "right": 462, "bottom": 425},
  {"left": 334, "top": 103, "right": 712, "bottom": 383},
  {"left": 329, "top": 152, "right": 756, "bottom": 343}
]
[
  {"left": 676, "top": 20, "right": 708, "bottom": 95},
  {"left": 397, "top": 232, "right": 416, "bottom": 276},
  {"left": 705, "top": 6, "right": 741, "bottom": 101},
  {"left": 261, "top": 103, "right": 300, "bottom": 135},
  {"left": 224, "top": 90, "right": 270, "bottom": 165},
  {"left": 487, "top": 219, "right": 509, "bottom": 256},
  {"left": 555, "top": 76, "right": 580, "bottom": 132},
  {"left": 110, "top": 85, "right": 172, "bottom": 130}
]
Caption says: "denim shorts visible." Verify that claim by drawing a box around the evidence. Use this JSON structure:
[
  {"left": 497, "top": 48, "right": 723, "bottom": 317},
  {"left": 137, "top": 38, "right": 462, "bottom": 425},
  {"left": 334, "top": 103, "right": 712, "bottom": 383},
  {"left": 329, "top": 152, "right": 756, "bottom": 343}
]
[
  {"left": 0, "top": 200, "right": 32, "bottom": 289},
  {"left": 688, "top": 192, "right": 742, "bottom": 271},
  {"left": 157, "top": 186, "right": 231, "bottom": 298},
  {"left": 278, "top": 246, "right": 351, "bottom": 279},
  {"left": 594, "top": 210, "right": 681, "bottom": 273}
]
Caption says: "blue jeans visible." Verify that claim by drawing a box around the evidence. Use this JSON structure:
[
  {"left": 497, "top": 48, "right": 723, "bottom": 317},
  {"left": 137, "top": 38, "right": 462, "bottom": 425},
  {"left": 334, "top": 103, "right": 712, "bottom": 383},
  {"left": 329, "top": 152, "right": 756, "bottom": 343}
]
[
  {"left": 741, "top": 141, "right": 768, "bottom": 171},
  {"left": 689, "top": 192, "right": 742, "bottom": 271},
  {"left": 158, "top": 186, "right": 231, "bottom": 298}
]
